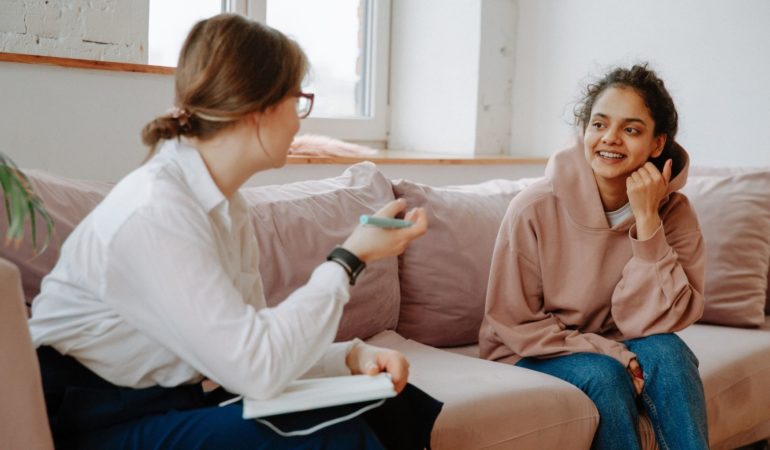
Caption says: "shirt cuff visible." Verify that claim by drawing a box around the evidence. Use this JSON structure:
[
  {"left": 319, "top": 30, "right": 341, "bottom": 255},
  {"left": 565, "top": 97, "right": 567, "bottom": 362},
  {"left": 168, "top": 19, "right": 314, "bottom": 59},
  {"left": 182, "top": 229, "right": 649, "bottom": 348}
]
[
  {"left": 628, "top": 223, "right": 670, "bottom": 262},
  {"left": 321, "top": 339, "right": 362, "bottom": 376},
  {"left": 316, "top": 261, "right": 352, "bottom": 295}
]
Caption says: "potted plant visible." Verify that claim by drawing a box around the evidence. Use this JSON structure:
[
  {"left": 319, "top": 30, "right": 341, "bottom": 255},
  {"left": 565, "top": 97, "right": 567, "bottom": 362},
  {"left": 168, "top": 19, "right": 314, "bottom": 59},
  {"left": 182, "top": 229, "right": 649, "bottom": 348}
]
[{"left": 0, "top": 153, "right": 53, "bottom": 255}]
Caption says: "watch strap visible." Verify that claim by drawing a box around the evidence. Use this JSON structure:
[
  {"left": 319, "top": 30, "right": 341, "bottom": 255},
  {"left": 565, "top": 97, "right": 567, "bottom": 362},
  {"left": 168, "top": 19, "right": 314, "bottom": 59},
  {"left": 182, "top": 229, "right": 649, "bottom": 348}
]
[{"left": 326, "top": 246, "right": 366, "bottom": 285}]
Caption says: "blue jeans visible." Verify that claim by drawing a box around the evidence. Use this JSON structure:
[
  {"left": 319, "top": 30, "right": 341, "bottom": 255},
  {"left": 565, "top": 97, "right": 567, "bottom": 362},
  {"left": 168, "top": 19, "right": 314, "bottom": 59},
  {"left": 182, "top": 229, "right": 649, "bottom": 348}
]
[{"left": 516, "top": 333, "right": 708, "bottom": 450}]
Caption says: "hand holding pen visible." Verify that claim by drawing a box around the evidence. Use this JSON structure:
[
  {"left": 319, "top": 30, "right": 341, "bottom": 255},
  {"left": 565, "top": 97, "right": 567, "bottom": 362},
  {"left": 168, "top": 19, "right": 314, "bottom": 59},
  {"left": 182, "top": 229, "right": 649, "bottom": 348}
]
[{"left": 341, "top": 199, "right": 428, "bottom": 263}]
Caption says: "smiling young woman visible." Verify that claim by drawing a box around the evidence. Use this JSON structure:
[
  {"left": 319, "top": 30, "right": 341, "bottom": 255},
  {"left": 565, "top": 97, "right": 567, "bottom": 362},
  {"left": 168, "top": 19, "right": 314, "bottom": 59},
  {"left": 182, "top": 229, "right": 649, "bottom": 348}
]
[{"left": 480, "top": 64, "right": 709, "bottom": 450}]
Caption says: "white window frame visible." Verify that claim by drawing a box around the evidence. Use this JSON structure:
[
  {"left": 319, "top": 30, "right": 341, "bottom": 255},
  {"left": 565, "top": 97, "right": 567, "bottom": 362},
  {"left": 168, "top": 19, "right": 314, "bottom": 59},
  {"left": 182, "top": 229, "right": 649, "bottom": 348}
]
[{"left": 227, "top": 0, "right": 390, "bottom": 145}]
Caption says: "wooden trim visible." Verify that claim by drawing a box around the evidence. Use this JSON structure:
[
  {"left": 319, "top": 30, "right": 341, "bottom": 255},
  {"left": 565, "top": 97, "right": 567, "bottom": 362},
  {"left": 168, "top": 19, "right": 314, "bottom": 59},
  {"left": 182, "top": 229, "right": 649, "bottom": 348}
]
[
  {"left": 0, "top": 52, "right": 174, "bottom": 75},
  {"left": 287, "top": 151, "right": 548, "bottom": 165}
]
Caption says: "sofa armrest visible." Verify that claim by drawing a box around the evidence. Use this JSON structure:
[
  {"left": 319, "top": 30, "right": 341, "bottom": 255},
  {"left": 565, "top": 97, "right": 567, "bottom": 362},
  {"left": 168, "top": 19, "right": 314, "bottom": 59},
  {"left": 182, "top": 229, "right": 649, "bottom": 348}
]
[{"left": 0, "top": 257, "right": 53, "bottom": 450}]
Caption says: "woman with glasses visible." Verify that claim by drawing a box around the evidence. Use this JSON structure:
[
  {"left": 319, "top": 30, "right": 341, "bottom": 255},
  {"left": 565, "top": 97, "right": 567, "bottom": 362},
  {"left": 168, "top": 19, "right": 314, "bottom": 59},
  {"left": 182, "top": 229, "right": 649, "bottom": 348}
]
[{"left": 28, "top": 13, "right": 439, "bottom": 450}]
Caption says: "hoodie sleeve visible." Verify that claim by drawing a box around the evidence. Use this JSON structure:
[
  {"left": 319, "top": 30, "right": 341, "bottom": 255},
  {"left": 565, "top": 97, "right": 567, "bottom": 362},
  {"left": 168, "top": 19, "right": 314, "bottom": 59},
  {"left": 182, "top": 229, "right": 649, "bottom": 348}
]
[
  {"left": 611, "top": 193, "right": 705, "bottom": 337},
  {"left": 480, "top": 200, "right": 637, "bottom": 368}
]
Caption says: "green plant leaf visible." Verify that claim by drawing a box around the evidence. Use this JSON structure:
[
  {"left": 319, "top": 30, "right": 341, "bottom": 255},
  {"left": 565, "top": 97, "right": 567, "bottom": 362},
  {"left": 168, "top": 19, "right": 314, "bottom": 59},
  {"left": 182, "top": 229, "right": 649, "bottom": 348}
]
[{"left": 0, "top": 153, "right": 54, "bottom": 254}]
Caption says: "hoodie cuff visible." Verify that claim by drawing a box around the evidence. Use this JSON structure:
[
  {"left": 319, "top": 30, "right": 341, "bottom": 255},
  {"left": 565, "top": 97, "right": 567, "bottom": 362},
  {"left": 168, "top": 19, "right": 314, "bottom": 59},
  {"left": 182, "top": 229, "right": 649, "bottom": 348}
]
[
  {"left": 619, "top": 349, "right": 637, "bottom": 369},
  {"left": 628, "top": 223, "right": 670, "bottom": 262}
]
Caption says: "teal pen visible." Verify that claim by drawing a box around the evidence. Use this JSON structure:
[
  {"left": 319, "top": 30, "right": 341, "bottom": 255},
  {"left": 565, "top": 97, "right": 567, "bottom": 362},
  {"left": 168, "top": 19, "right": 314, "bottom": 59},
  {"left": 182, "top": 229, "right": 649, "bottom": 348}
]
[{"left": 359, "top": 215, "right": 414, "bottom": 229}]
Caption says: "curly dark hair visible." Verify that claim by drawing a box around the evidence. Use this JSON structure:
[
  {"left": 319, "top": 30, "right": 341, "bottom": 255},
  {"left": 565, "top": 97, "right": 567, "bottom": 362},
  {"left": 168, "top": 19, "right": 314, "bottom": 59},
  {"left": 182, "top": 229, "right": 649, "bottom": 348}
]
[{"left": 574, "top": 64, "right": 679, "bottom": 168}]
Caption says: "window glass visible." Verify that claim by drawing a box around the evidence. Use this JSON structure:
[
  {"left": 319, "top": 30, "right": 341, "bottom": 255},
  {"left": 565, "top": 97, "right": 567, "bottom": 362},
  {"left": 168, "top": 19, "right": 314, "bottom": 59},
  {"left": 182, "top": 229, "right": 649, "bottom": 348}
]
[
  {"left": 148, "top": 0, "right": 223, "bottom": 67},
  {"left": 267, "top": 0, "right": 368, "bottom": 118}
]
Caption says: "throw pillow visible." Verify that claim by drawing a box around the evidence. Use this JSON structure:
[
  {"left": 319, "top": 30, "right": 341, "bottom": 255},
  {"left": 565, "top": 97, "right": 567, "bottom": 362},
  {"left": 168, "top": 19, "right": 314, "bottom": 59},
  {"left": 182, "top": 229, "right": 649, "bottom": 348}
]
[
  {"left": 683, "top": 168, "right": 770, "bottom": 327},
  {"left": 0, "top": 170, "right": 112, "bottom": 303},
  {"left": 392, "top": 178, "right": 537, "bottom": 347},
  {"left": 242, "top": 162, "right": 400, "bottom": 342}
]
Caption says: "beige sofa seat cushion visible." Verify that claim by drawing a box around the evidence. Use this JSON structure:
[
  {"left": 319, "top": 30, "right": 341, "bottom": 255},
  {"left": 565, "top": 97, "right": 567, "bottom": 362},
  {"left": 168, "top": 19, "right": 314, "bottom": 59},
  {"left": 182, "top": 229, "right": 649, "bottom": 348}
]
[
  {"left": 678, "top": 319, "right": 770, "bottom": 449},
  {"left": 366, "top": 331, "right": 598, "bottom": 450},
  {"left": 441, "top": 345, "right": 658, "bottom": 449},
  {"left": 444, "top": 320, "right": 770, "bottom": 449}
]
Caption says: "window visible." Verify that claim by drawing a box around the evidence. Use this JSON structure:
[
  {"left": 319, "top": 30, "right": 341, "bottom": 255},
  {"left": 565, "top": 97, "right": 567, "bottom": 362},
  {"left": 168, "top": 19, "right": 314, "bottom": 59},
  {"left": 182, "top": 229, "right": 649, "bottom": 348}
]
[
  {"left": 148, "top": 0, "right": 223, "bottom": 68},
  {"left": 148, "top": 0, "right": 390, "bottom": 144}
]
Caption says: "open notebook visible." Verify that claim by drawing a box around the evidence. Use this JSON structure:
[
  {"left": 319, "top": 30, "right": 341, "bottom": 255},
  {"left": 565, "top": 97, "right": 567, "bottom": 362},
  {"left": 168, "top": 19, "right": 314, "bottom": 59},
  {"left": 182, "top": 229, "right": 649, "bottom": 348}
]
[{"left": 225, "top": 373, "right": 397, "bottom": 419}]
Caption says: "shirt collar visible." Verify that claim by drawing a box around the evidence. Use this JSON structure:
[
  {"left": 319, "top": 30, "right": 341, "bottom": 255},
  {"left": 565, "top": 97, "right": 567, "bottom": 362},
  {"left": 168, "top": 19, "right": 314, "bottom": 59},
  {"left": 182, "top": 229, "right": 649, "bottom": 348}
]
[{"left": 160, "top": 139, "right": 226, "bottom": 214}]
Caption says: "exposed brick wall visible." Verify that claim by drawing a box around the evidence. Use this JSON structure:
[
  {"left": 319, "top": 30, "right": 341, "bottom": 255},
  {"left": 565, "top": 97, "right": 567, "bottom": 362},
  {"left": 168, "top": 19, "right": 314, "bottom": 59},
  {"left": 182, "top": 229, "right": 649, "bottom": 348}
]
[{"left": 0, "top": 0, "right": 149, "bottom": 63}]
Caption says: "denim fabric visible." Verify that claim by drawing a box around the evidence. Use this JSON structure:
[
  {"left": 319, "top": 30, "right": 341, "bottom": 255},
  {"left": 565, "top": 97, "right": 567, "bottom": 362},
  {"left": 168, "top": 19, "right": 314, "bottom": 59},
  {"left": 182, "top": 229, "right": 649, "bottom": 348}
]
[
  {"left": 38, "top": 346, "right": 442, "bottom": 450},
  {"left": 517, "top": 333, "right": 708, "bottom": 450}
]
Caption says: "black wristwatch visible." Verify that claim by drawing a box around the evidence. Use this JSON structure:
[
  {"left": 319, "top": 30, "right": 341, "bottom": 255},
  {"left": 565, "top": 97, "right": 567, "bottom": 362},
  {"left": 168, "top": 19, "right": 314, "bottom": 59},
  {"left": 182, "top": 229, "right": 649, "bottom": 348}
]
[{"left": 326, "top": 246, "right": 366, "bottom": 286}]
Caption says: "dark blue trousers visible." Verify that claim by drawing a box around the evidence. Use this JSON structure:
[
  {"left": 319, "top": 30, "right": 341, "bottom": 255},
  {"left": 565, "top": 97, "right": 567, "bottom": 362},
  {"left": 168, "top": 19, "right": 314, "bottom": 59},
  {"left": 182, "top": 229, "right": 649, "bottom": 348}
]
[{"left": 38, "top": 346, "right": 442, "bottom": 450}]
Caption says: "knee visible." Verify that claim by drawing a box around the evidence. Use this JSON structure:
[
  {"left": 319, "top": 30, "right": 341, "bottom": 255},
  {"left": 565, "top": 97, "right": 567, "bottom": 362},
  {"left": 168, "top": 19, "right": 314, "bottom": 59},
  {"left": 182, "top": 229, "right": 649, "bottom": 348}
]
[
  {"left": 631, "top": 333, "right": 698, "bottom": 368},
  {"left": 209, "top": 412, "right": 380, "bottom": 450},
  {"left": 578, "top": 355, "right": 634, "bottom": 398},
  {"left": 307, "top": 417, "right": 382, "bottom": 450}
]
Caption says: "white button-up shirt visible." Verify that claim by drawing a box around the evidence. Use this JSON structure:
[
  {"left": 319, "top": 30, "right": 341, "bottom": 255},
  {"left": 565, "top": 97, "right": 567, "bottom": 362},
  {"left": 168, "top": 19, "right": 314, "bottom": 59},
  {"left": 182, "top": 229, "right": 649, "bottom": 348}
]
[{"left": 29, "top": 140, "right": 353, "bottom": 399}]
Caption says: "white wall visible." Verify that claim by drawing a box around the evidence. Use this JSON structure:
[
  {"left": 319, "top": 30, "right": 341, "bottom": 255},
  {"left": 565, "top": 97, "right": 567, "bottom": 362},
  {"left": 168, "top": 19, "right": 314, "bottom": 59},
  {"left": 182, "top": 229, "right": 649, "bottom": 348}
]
[
  {"left": 3, "top": 0, "right": 768, "bottom": 184},
  {"left": 0, "top": 61, "right": 173, "bottom": 181},
  {"left": 510, "top": 0, "right": 770, "bottom": 167},
  {"left": 0, "top": 60, "right": 543, "bottom": 185},
  {"left": 389, "top": 0, "right": 516, "bottom": 156},
  {"left": 389, "top": 0, "right": 481, "bottom": 155},
  {"left": 0, "top": 0, "right": 149, "bottom": 63},
  {"left": 475, "top": 0, "right": 516, "bottom": 155}
]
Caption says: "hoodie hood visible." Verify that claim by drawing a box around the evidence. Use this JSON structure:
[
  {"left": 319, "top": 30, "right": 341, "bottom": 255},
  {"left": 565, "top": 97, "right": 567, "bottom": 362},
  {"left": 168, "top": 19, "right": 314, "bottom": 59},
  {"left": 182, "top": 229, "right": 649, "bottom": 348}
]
[{"left": 545, "top": 140, "right": 691, "bottom": 229}]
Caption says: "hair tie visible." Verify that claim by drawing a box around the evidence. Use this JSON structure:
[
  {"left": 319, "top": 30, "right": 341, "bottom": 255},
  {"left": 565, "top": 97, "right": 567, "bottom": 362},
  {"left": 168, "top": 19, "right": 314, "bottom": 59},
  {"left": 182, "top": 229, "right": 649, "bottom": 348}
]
[
  {"left": 165, "top": 106, "right": 192, "bottom": 128},
  {"left": 165, "top": 106, "right": 235, "bottom": 125}
]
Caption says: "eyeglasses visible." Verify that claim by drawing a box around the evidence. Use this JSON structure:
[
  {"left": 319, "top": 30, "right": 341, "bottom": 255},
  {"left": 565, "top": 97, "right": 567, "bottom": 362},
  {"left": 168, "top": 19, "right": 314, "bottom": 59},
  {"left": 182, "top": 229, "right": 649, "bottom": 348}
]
[{"left": 296, "top": 92, "right": 315, "bottom": 119}]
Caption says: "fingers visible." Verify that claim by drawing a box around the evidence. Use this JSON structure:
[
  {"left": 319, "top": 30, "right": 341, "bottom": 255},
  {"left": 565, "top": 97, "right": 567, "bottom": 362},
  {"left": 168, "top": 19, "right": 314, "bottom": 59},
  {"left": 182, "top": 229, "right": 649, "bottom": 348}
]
[
  {"left": 363, "top": 359, "right": 379, "bottom": 376},
  {"left": 382, "top": 206, "right": 429, "bottom": 254},
  {"left": 402, "top": 207, "right": 428, "bottom": 237},
  {"left": 374, "top": 198, "right": 408, "bottom": 218},
  {"left": 627, "top": 161, "right": 670, "bottom": 193},
  {"left": 341, "top": 201, "right": 429, "bottom": 264},
  {"left": 628, "top": 359, "right": 644, "bottom": 395},
  {"left": 352, "top": 345, "right": 410, "bottom": 393},
  {"left": 379, "top": 351, "right": 409, "bottom": 394},
  {"left": 662, "top": 159, "right": 672, "bottom": 184}
]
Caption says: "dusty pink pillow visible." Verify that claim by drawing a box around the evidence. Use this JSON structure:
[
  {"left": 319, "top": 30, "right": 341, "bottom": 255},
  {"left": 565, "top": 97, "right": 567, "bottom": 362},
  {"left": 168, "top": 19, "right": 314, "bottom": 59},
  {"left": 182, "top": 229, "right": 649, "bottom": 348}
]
[
  {"left": 241, "top": 162, "right": 400, "bottom": 342},
  {"left": 0, "top": 170, "right": 112, "bottom": 303},
  {"left": 393, "top": 178, "right": 537, "bottom": 347},
  {"left": 683, "top": 168, "right": 770, "bottom": 327}
]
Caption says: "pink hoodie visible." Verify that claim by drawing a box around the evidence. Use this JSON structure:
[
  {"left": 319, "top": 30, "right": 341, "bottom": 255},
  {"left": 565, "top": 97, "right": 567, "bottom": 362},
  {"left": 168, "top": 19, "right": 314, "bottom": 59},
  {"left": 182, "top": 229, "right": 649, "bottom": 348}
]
[{"left": 479, "top": 142, "right": 705, "bottom": 368}]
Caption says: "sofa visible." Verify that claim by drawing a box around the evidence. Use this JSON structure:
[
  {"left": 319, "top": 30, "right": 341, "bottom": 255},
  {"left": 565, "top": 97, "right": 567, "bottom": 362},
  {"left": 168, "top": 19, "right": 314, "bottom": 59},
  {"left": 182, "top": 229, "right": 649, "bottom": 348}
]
[{"left": 1, "top": 161, "right": 769, "bottom": 450}]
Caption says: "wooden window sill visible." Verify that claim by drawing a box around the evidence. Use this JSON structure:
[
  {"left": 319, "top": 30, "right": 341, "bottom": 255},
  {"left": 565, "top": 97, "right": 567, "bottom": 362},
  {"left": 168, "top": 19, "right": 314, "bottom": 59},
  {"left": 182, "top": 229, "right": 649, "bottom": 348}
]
[{"left": 0, "top": 52, "right": 174, "bottom": 74}]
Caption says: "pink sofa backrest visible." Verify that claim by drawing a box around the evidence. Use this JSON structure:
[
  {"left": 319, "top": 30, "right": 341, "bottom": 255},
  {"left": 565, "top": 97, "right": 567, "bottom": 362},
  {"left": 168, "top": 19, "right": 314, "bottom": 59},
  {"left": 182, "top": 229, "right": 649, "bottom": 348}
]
[
  {"left": 393, "top": 167, "right": 770, "bottom": 348},
  {"left": 393, "top": 178, "right": 538, "bottom": 347},
  {"left": 0, "top": 170, "right": 112, "bottom": 303},
  {"left": 683, "top": 167, "right": 770, "bottom": 326},
  {"left": 242, "top": 162, "right": 401, "bottom": 341},
  {"left": 5, "top": 164, "right": 768, "bottom": 350},
  {"left": 3, "top": 162, "right": 400, "bottom": 341}
]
